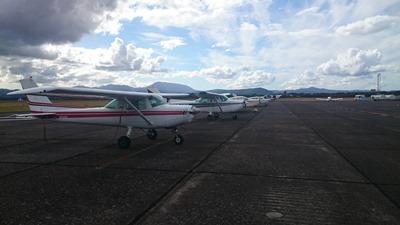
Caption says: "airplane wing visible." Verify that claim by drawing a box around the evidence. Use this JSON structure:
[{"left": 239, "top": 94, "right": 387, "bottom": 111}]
[{"left": 7, "top": 86, "right": 153, "bottom": 99}]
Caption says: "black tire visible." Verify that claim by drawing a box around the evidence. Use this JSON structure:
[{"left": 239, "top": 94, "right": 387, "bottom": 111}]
[
  {"left": 146, "top": 129, "right": 158, "bottom": 140},
  {"left": 233, "top": 114, "right": 238, "bottom": 120},
  {"left": 213, "top": 113, "right": 219, "bottom": 119},
  {"left": 174, "top": 134, "right": 184, "bottom": 145},
  {"left": 207, "top": 115, "right": 213, "bottom": 120},
  {"left": 118, "top": 136, "right": 131, "bottom": 149}
]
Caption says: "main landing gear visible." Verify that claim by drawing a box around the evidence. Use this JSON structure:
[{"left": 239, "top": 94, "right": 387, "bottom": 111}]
[
  {"left": 118, "top": 127, "right": 133, "bottom": 149},
  {"left": 207, "top": 112, "right": 220, "bottom": 120},
  {"left": 117, "top": 127, "right": 184, "bottom": 149},
  {"left": 146, "top": 129, "right": 158, "bottom": 140},
  {"left": 207, "top": 112, "right": 238, "bottom": 120}
]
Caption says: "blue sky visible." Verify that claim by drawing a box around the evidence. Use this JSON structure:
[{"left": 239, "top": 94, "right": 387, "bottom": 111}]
[{"left": 0, "top": 0, "right": 399, "bottom": 91}]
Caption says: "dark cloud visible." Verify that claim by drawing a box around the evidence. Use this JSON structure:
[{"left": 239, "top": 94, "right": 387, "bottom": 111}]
[
  {"left": 0, "top": 0, "right": 117, "bottom": 57},
  {"left": 8, "top": 61, "right": 59, "bottom": 82}
]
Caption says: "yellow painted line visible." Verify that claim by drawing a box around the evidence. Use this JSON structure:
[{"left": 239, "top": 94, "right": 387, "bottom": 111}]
[{"left": 96, "top": 131, "right": 190, "bottom": 170}]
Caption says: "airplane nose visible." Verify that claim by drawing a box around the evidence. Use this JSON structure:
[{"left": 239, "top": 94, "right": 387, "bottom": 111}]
[{"left": 189, "top": 106, "right": 200, "bottom": 115}]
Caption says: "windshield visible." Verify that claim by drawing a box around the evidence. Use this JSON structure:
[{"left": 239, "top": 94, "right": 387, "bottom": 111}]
[{"left": 149, "top": 95, "right": 167, "bottom": 107}]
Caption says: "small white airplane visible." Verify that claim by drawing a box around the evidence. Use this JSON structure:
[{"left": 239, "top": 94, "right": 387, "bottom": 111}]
[
  {"left": 230, "top": 95, "right": 271, "bottom": 107},
  {"left": 316, "top": 96, "right": 343, "bottom": 101},
  {"left": 7, "top": 78, "right": 196, "bottom": 149},
  {"left": 147, "top": 87, "right": 245, "bottom": 120}
]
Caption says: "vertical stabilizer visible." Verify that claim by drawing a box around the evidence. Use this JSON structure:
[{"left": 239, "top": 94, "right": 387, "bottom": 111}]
[
  {"left": 20, "top": 78, "right": 39, "bottom": 89},
  {"left": 147, "top": 86, "right": 161, "bottom": 93},
  {"left": 19, "top": 78, "right": 53, "bottom": 112}
]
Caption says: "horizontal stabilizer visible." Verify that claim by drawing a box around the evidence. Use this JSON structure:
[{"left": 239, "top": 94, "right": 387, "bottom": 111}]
[{"left": 0, "top": 113, "right": 58, "bottom": 121}]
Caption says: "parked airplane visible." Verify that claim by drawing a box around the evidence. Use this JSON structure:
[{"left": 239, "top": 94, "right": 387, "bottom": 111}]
[
  {"left": 316, "top": 96, "right": 343, "bottom": 101},
  {"left": 147, "top": 87, "right": 245, "bottom": 120},
  {"left": 7, "top": 78, "right": 196, "bottom": 149}
]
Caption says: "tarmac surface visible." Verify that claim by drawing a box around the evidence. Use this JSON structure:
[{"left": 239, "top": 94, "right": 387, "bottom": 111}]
[{"left": 1, "top": 100, "right": 400, "bottom": 224}]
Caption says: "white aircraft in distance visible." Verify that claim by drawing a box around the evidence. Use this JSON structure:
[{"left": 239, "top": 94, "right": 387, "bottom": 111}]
[
  {"left": 230, "top": 96, "right": 259, "bottom": 107},
  {"left": 316, "top": 96, "right": 343, "bottom": 101},
  {"left": 230, "top": 95, "right": 271, "bottom": 107},
  {"left": 7, "top": 78, "right": 196, "bottom": 149},
  {"left": 147, "top": 87, "right": 245, "bottom": 120}
]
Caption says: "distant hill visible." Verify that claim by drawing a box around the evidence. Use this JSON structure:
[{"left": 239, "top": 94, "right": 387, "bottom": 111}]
[
  {"left": 208, "top": 87, "right": 273, "bottom": 96},
  {"left": 150, "top": 82, "right": 196, "bottom": 93},
  {"left": 98, "top": 84, "right": 137, "bottom": 92},
  {"left": 0, "top": 88, "right": 24, "bottom": 99},
  {"left": 277, "top": 87, "right": 369, "bottom": 94}
]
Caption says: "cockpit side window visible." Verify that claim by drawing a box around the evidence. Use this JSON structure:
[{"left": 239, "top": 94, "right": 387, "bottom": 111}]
[
  {"left": 105, "top": 99, "right": 120, "bottom": 109},
  {"left": 126, "top": 98, "right": 146, "bottom": 110}
]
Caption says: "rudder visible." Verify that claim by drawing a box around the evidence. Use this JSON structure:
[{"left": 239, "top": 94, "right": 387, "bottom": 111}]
[{"left": 19, "top": 78, "right": 53, "bottom": 113}]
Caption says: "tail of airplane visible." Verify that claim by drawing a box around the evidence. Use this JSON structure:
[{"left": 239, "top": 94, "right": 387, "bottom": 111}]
[
  {"left": 19, "top": 78, "right": 54, "bottom": 113},
  {"left": 147, "top": 86, "right": 161, "bottom": 94}
]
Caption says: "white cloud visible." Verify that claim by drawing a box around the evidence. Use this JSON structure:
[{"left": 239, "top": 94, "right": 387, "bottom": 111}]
[
  {"left": 199, "top": 65, "right": 239, "bottom": 83},
  {"left": 158, "top": 38, "right": 186, "bottom": 50},
  {"left": 94, "top": 38, "right": 167, "bottom": 73},
  {"left": 296, "top": 7, "right": 320, "bottom": 16},
  {"left": 228, "top": 70, "right": 275, "bottom": 89},
  {"left": 316, "top": 48, "right": 383, "bottom": 77},
  {"left": 280, "top": 70, "right": 321, "bottom": 90},
  {"left": 336, "top": 15, "right": 400, "bottom": 36}
]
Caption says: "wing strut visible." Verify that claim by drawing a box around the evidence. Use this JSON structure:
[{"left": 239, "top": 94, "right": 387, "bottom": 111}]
[
  {"left": 123, "top": 98, "right": 153, "bottom": 125},
  {"left": 213, "top": 96, "right": 224, "bottom": 112}
]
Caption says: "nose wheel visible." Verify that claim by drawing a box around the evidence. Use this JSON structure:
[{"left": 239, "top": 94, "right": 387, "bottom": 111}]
[{"left": 172, "top": 128, "right": 184, "bottom": 145}]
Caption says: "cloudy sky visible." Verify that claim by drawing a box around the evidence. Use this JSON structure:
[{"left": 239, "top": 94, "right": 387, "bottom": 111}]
[{"left": 0, "top": 0, "right": 399, "bottom": 91}]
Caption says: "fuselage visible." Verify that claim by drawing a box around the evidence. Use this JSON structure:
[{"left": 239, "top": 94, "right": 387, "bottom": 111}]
[
  {"left": 27, "top": 95, "right": 194, "bottom": 129},
  {"left": 169, "top": 96, "right": 245, "bottom": 113}
]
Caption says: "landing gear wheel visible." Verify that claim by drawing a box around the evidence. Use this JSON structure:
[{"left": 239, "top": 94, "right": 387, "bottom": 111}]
[
  {"left": 174, "top": 134, "right": 184, "bottom": 145},
  {"left": 146, "top": 129, "right": 158, "bottom": 140},
  {"left": 207, "top": 115, "right": 213, "bottom": 120},
  {"left": 118, "top": 136, "right": 131, "bottom": 149},
  {"left": 233, "top": 114, "right": 238, "bottom": 120},
  {"left": 213, "top": 113, "right": 219, "bottom": 119}
]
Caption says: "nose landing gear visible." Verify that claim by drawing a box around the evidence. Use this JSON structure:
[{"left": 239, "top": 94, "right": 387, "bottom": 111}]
[{"left": 172, "top": 128, "right": 184, "bottom": 145}]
